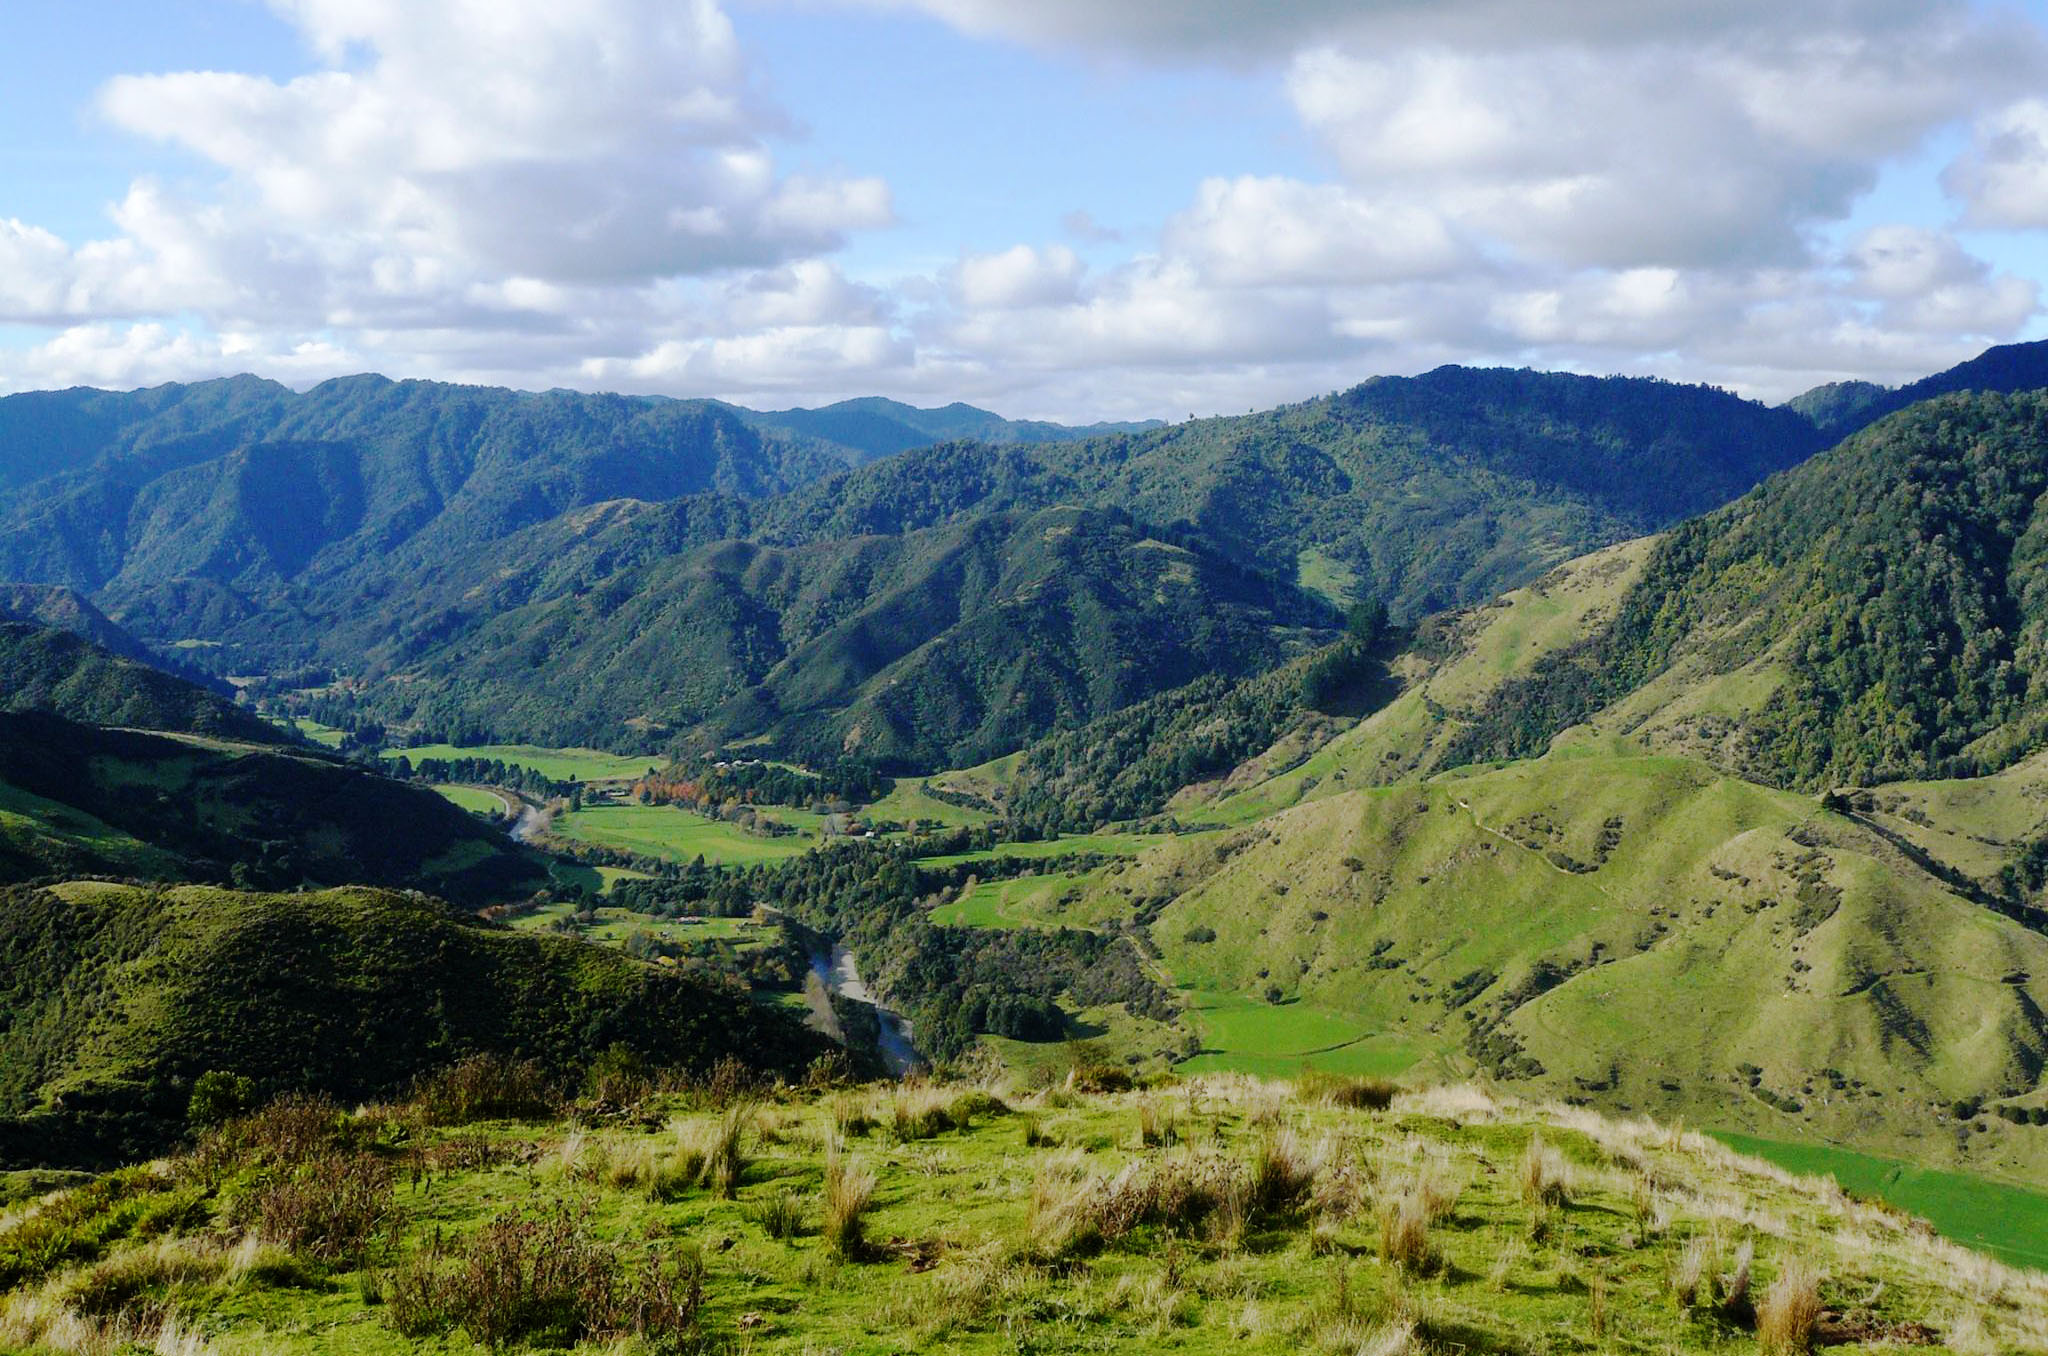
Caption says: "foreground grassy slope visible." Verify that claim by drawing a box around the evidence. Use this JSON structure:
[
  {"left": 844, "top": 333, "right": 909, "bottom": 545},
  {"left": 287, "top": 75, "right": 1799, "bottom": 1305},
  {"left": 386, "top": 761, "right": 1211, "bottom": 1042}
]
[
  {"left": 1, "top": 1075, "right": 2040, "bottom": 1355},
  {"left": 0, "top": 883, "right": 832, "bottom": 1168}
]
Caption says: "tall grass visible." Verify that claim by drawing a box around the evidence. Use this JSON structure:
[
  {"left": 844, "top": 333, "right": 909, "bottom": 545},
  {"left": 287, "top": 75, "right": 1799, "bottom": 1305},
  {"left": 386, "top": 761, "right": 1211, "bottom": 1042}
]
[
  {"left": 822, "top": 1148, "right": 877, "bottom": 1260},
  {"left": 1518, "top": 1132, "right": 1570, "bottom": 1209},
  {"left": 1757, "top": 1256, "right": 1823, "bottom": 1355}
]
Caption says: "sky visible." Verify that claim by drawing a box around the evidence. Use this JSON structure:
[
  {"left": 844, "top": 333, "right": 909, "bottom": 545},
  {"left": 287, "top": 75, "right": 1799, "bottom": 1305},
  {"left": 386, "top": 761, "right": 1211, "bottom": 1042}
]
[{"left": 4, "top": 1, "right": 2048, "bottom": 420}]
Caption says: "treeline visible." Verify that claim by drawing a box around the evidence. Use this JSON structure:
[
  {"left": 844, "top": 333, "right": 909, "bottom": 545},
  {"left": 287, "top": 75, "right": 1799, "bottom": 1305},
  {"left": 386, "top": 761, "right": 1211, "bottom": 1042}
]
[
  {"left": 392, "top": 756, "right": 568, "bottom": 801},
  {"left": 634, "top": 757, "right": 888, "bottom": 813}
]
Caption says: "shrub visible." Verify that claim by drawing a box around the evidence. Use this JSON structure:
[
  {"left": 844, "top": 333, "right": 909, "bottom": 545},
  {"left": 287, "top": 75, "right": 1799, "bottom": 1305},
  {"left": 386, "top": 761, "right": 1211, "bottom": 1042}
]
[
  {"left": 822, "top": 1149, "right": 876, "bottom": 1260},
  {"left": 224, "top": 1093, "right": 345, "bottom": 1168},
  {"left": 1720, "top": 1240, "right": 1756, "bottom": 1323},
  {"left": 64, "top": 1239, "right": 225, "bottom": 1325},
  {"left": 1245, "top": 1131, "right": 1316, "bottom": 1220},
  {"left": 188, "top": 1072, "right": 259, "bottom": 1128},
  {"left": 1298, "top": 1072, "right": 1397, "bottom": 1111},
  {"left": 702, "top": 1104, "right": 752, "bottom": 1200},
  {"left": 1671, "top": 1237, "right": 1712, "bottom": 1308},
  {"left": 385, "top": 1198, "right": 715, "bottom": 1351},
  {"left": 1757, "top": 1257, "right": 1823, "bottom": 1355},
  {"left": 411, "top": 1054, "right": 558, "bottom": 1125},
  {"left": 1137, "top": 1099, "right": 1178, "bottom": 1148},
  {"left": 246, "top": 1152, "right": 398, "bottom": 1262}
]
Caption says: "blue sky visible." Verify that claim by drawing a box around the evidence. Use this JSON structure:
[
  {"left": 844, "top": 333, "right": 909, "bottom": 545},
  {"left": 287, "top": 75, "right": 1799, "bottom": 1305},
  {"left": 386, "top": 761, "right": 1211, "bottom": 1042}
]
[{"left": 3, "top": 0, "right": 2048, "bottom": 419}]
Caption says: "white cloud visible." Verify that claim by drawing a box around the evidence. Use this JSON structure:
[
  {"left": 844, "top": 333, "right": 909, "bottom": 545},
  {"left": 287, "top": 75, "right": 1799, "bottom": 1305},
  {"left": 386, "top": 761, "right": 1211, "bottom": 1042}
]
[
  {"left": 0, "top": 0, "right": 2043, "bottom": 419},
  {"left": 946, "top": 245, "right": 1085, "bottom": 309},
  {"left": 1947, "top": 98, "right": 2048, "bottom": 228},
  {"left": 1164, "top": 177, "right": 1465, "bottom": 287}
]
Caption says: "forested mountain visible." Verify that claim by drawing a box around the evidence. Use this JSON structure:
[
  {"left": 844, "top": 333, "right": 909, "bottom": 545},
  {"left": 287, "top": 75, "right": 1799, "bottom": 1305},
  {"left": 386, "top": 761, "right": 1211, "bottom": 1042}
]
[
  {"left": 1780, "top": 337, "right": 2048, "bottom": 441},
  {"left": 272, "top": 366, "right": 1834, "bottom": 761},
  {"left": 0, "top": 583, "right": 157, "bottom": 664},
  {"left": 0, "top": 347, "right": 2035, "bottom": 768},
  {"left": 748, "top": 365, "right": 1828, "bottom": 616},
  {"left": 1446, "top": 389, "right": 2048, "bottom": 789},
  {"left": 352, "top": 505, "right": 1334, "bottom": 770},
  {"left": 726, "top": 395, "right": 1162, "bottom": 461}
]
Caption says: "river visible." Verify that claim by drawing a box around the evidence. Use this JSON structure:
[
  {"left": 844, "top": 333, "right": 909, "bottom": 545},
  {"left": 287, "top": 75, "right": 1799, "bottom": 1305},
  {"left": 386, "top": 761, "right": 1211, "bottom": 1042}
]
[{"left": 811, "top": 943, "right": 918, "bottom": 1076}]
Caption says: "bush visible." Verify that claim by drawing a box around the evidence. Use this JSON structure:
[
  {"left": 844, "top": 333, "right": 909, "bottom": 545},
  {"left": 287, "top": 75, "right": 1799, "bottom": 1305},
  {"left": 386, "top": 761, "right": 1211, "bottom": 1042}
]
[
  {"left": 188, "top": 1072, "right": 259, "bottom": 1128},
  {"left": 387, "top": 1199, "right": 712, "bottom": 1351},
  {"left": 744, "top": 1188, "right": 806, "bottom": 1240},
  {"left": 1518, "top": 1132, "right": 1570, "bottom": 1209},
  {"left": 1299, "top": 1072, "right": 1397, "bottom": 1111},
  {"left": 1377, "top": 1191, "right": 1437, "bottom": 1274},
  {"left": 410, "top": 1054, "right": 559, "bottom": 1125},
  {"left": 245, "top": 1152, "right": 398, "bottom": 1262}
]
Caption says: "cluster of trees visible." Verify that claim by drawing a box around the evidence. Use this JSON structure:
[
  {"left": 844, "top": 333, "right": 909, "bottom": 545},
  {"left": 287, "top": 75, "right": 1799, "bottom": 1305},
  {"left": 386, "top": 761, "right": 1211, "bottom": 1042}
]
[
  {"left": 607, "top": 831, "right": 1171, "bottom": 1063},
  {"left": 632, "top": 756, "right": 887, "bottom": 814},
  {"left": 393, "top": 755, "right": 569, "bottom": 801}
]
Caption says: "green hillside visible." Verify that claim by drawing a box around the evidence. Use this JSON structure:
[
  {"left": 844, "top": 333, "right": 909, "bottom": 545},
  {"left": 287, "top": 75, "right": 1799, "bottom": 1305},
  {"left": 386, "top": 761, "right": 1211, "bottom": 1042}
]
[
  {"left": 0, "top": 881, "right": 831, "bottom": 1166},
  {"left": 0, "top": 621, "right": 278, "bottom": 744}
]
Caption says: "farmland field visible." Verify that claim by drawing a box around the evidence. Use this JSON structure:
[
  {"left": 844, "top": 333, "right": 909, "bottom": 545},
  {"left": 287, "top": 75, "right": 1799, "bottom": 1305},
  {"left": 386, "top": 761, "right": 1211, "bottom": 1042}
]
[
  {"left": 1710, "top": 1130, "right": 2048, "bottom": 1271},
  {"left": 553, "top": 804, "right": 815, "bottom": 866},
  {"left": 863, "top": 779, "right": 996, "bottom": 828},
  {"left": 384, "top": 742, "right": 662, "bottom": 783},
  {"left": 429, "top": 784, "right": 512, "bottom": 815},
  {"left": 917, "top": 831, "right": 1174, "bottom": 868},
  {"left": 1172, "top": 991, "right": 1418, "bottom": 1080},
  {"left": 929, "top": 870, "right": 1108, "bottom": 929}
]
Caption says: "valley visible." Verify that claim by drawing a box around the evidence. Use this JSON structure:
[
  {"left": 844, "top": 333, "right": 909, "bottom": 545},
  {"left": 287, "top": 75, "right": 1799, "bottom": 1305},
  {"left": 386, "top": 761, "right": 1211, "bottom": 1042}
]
[{"left": 7, "top": 347, "right": 2048, "bottom": 1353}]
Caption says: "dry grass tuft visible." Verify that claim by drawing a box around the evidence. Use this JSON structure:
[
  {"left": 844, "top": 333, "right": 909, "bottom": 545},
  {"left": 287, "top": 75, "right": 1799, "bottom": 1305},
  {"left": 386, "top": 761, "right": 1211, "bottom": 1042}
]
[
  {"left": 1518, "top": 1132, "right": 1570, "bottom": 1209},
  {"left": 822, "top": 1146, "right": 877, "bottom": 1260},
  {"left": 1756, "top": 1256, "right": 1823, "bottom": 1355}
]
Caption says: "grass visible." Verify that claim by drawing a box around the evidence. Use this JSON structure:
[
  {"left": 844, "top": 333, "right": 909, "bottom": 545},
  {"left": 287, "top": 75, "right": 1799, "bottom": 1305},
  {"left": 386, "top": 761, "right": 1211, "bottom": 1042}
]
[
  {"left": 381, "top": 742, "right": 661, "bottom": 783},
  {"left": 6, "top": 1075, "right": 2044, "bottom": 1355},
  {"left": 1173, "top": 993, "right": 1417, "bottom": 1080},
  {"left": 1712, "top": 1131, "right": 2048, "bottom": 1271},
  {"left": 929, "top": 870, "right": 1111, "bottom": 929},
  {"left": 425, "top": 784, "right": 510, "bottom": 816},
  {"left": 862, "top": 780, "right": 996, "bottom": 830},
  {"left": 917, "top": 831, "right": 1173, "bottom": 868},
  {"left": 552, "top": 804, "right": 814, "bottom": 866}
]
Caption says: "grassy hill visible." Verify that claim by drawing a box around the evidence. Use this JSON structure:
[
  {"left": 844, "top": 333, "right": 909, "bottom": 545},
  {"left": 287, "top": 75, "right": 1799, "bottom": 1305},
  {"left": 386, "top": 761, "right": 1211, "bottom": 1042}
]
[
  {"left": 0, "top": 1072, "right": 2041, "bottom": 1354},
  {"left": 0, "top": 881, "right": 831, "bottom": 1168}
]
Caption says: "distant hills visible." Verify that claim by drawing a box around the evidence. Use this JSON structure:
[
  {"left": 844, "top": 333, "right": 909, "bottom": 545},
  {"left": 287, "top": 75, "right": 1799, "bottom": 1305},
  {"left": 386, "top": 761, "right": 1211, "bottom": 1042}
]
[
  {"left": 724, "top": 394, "right": 1163, "bottom": 461},
  {"left": 1, "top": 343, "right": 2046, "bottom": 771}
]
